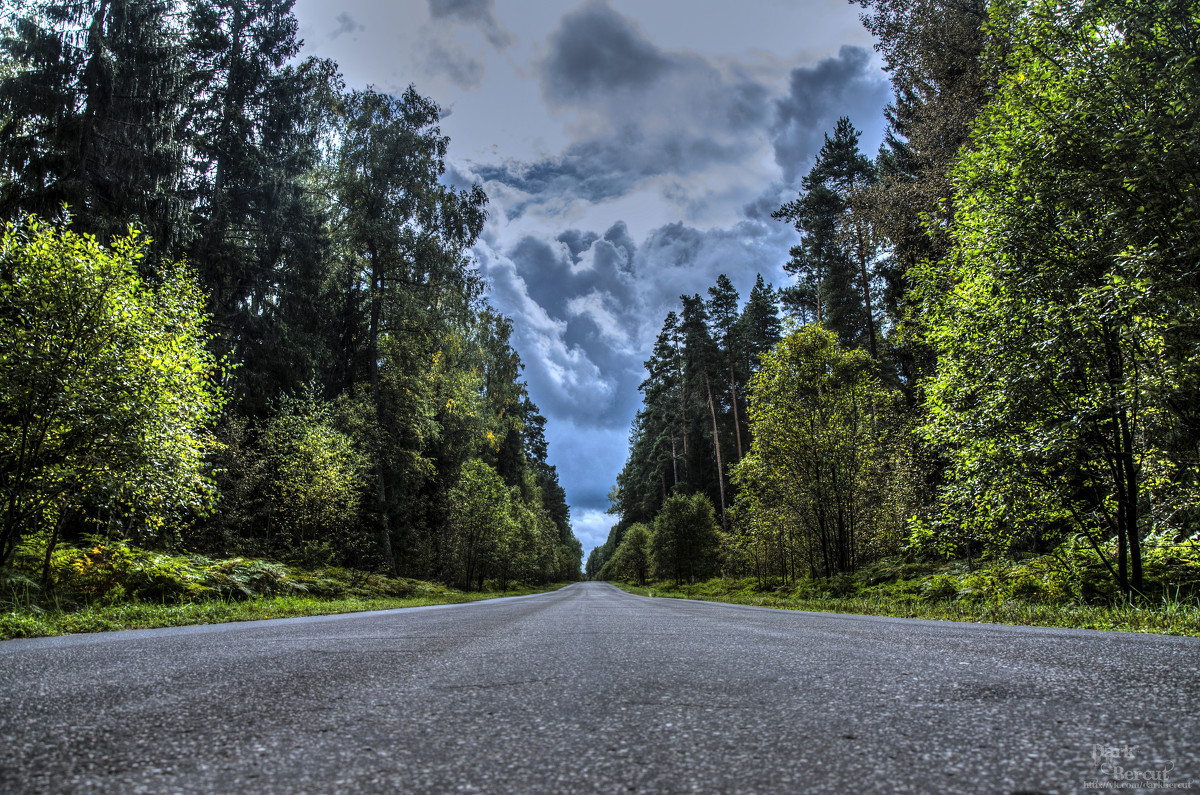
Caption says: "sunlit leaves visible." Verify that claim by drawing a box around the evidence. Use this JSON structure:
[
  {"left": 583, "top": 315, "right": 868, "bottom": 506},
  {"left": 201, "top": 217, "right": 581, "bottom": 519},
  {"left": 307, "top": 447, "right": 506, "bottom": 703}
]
[
  {"left": 916, "top": 0, "right": 1200, "bottom": 588},
  {"left": 0, "top": 218, "right": 223, "bottom": 562}
]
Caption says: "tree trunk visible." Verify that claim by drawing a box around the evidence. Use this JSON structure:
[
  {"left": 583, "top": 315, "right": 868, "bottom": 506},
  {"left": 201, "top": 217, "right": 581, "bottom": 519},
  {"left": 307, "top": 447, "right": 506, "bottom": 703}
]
[
  {"left": 1118, "top": 408, "right": 1143, "bottom": 594},
  {"left": 367, "top": 238, "right": 396, "bottom": 575},
  {"left": 728, "top": 362, "right": 744, "bottom": 462},
  {"left": 1112, "top": 416, "right": 1130, "bottom": 598},
  {"left": 704, "top": 372, "right": 727, "bottom": 530},
  {"left": 41, "top": 504, "right": 68, "bottom": 591},
  {"left": 857, "top": 232, "right": 878, "bottom": 361}
]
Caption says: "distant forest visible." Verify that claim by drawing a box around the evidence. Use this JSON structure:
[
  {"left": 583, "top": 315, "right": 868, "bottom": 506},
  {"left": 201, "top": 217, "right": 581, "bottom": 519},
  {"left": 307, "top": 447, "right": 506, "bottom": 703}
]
[
  {"left": 591, "top": 0, "right": 1200, "bottom": 600},
  {"left": 0, "top": 0, "right": 582, "bottom": 588}
]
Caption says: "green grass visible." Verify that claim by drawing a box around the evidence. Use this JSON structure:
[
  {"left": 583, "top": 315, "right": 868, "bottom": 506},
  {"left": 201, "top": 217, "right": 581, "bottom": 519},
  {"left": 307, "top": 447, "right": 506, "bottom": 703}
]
[
  {"left": 0, "top": 585, "right": 563, "bottom": 640},
  {"left": 0, "top": 534, "right": 570, "bottom": 640},
  {"left": 609, "top": 557, "right": 1200, "bottom": 637}
]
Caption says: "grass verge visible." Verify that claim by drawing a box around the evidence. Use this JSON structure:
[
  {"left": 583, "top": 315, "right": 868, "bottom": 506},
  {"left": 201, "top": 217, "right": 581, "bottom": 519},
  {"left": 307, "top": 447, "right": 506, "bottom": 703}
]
[
  {"left": 1, "top": 585, "right": 564, "bottom": 641},
  {"left": 0, "top": 534, "right": 571, "bottom": 641},
  {"left": 611, "top": 579, "right": 1200, "bottom": 637}
]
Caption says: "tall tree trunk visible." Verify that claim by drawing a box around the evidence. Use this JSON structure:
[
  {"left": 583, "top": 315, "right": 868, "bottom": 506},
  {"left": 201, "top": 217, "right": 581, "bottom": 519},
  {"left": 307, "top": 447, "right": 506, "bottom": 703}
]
[
  {"left": 704, "top": 372, "right": 727, "bottom": 530},
  {"left": 1118, "top": 408, "right": 1143, "bottom": 594},
  {"left": 856, "top": 225, "right": 878, "bottom": 361},
  {"left": 677, "top": 372, "right": 688, "bottom": 457},
  {"left": 367, "top": 238, "right": 395, "bottom": 575},
  {"left": 1112, "top": 415, "right": 1129, "bottom": 598},
  {"left": 41, "top": 501, "right": 71, "bottom": 590},
  {"left": 728, "top": 363, "right": 743, "bottom": 462}
]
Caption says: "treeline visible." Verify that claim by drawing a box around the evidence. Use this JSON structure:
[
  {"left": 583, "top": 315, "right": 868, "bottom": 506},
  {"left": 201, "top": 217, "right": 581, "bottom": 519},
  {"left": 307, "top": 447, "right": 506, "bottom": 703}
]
[
  {"left": 592, "top": 0, "right": 1200, "bottom": 599},
  {"left": 0, "top": 0, "right": 581, "bottom": 588}
]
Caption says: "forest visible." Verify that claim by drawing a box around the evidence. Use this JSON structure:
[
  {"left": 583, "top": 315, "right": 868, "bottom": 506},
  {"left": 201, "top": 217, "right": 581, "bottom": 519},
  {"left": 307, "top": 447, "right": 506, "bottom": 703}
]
[
  {"left": 591, "top": 0, "right": 1200, "bottom": 611},
  {"left": 0, "top": 0, "right": 583, "bottom": 603}
]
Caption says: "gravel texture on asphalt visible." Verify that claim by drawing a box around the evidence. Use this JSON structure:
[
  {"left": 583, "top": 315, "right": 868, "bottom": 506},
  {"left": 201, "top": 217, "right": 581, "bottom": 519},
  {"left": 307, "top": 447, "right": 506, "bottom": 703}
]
[{"left": 1, "top": 581, "right": 1197, "bottom": 793}]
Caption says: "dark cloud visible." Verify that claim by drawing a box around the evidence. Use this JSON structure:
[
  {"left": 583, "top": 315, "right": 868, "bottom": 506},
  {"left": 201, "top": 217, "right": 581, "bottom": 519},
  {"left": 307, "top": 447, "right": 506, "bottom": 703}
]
[
  {"left": 329, "top": 12, "right": 361, "bottom": 40},
  {"left": 475, "top": 216, "right": 796, "bottom": 434},
  {"left": 539, "top": 1, "right": 673, "bottom": 104},
  {"left": 427, "top": 0, "right": 512, "bottom": 49},
  {"left": 771, "top": 45, "right": 893, "bottom": 186},
  {"left": 476, "top": 132, "right": 743, "bottom": 213},
  {"left": 477, "top": 6, "right": 890, "bottom": 224},
  {"left": 556, "top": 230, "right": 599, "bottom": 263},
  {"left": 458, "top": 6, "right": 889, "bottom": 534},
  {"left": 423, "top": 41, "right": 486, "bottom": 91},
  {"left": 428, "top": 0, "right": 491, "bottom": 19}
]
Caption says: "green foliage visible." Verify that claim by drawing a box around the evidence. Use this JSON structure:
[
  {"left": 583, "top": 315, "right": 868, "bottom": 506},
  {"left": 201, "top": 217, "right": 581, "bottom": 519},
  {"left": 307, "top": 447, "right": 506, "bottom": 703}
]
[
  {"left": 0, "top": 532, "right": 569, "bottom": 639},
  {"left": 0, "top": 0, "right": 194, "bottom": 252},
  {"left": 600, "top": 522, "right": 653, "bottom": 585},
  {"left": 0, "top": 218, "right": 223, "bottom": 563},
  {"left": 915, "top": 0, "right": 1200, "bottom": 595},
  {"left": 617, "top": 536, "right": 1200, "bottom": 634},
  {"left": 447, "top": 458, "right": 510, "bottom": 590},
  {"left": 733, "top": 325, "right": 907, "bottom": 579},
  {"left": 650, "top": 493, "right": 720, "bottom": 584},
  {"left": 258, "top": 390, "right": 370, "bottom": 562},
  {"left": 0, "top": 0, "right": 585, "bottom": 594},
  {"left": 774, "top": 117, "right": 878, "bottom": 356}
]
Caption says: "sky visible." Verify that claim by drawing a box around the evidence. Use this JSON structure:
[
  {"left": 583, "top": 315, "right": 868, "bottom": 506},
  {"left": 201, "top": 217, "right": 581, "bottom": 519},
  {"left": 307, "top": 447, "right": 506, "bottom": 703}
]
[{"left": 292, "top": 0, "right": 893, "bottom": 557}]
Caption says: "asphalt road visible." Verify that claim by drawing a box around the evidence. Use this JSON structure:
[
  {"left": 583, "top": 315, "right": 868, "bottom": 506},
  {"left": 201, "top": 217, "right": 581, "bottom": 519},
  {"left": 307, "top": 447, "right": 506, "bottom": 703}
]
[{"left": 1, "top": 582, "right": 1197, "bottom": 794}]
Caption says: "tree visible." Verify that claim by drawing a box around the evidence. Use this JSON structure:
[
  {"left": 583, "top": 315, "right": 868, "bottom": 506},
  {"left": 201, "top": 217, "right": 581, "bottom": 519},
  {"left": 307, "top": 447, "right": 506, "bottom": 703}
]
[
  {"left": 446, "top": 458, "right": 509, "bottom": 591},
  {"left": 0, "top": 0, "right": 193, "bottom": 252},
  {"left": 776, "top": 118, "right": 880, "bottom": 357},
  {"left": 257, "top": 390, "right": 368, "bottom": 562},
  {"left": 186, "top": 0, "right": 339, "bottom": 409},
  {"left": 773, "top": 184, "right": 843, "bottom": 326},
  {"left": 650, "top": 492, "right": 719, "bottom": 584},
  {"left": 331, "top": 86, "right": 487, "bottom": 575},
  {"left": 737, "top": 274, "right": 782, "bottom": 380},
  {"left": 732, "top": 325, "right": 883, "bottom": 579},
  {"left": 855, "top": 0, "right": 991, "bottom": 324},
  {"left": 680, "top": 294, "right": 729, "bottom": 529},
  {"left": 0, "top": 217, "right": 223, "bottom": 567},
  {"left": 707, "top": 274, "right": 746, "bottom": 462},
  {"left": 600, "top": 522, "right": 651, "bottom": 585},
  {"left": 916, "top": 0, "right": 1200, "bottom": 597}
]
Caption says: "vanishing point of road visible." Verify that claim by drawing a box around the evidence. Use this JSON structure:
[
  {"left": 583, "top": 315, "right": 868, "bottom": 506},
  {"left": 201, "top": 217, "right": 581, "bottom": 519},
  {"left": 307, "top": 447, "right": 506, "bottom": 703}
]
[{"left": 2, "top": 582, "right": 1197, "bottom": 793}]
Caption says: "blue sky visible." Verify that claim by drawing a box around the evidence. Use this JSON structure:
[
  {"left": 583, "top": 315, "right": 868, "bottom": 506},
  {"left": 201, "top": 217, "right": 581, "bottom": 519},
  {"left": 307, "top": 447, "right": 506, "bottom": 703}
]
[{"left": 293, "top": 0, "right": 892, "bottom": 556}]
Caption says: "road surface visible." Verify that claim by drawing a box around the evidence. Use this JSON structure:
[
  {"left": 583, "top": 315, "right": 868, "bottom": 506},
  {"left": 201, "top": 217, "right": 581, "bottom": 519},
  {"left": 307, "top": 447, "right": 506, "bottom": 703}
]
[{"left": 1, "top": 581, "right": 1197, "bottom": 793}]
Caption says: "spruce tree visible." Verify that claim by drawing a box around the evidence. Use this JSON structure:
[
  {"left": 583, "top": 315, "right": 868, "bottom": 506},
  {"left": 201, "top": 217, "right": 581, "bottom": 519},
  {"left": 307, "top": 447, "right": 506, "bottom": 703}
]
[
  {"left": 0, "top": 0, "right": 192, "bottom": 254},
  {"left": 707, "top": 274, "right": 745, "bottom": 462},
  {"left": 680, "top": 294, "right": 728, "bottom": 529},
  {"left": 737, "top": 274, "right": 782, "bottom": 379},
  {"left": 186, "top": 0, "right": 338, "bottom": 409}
]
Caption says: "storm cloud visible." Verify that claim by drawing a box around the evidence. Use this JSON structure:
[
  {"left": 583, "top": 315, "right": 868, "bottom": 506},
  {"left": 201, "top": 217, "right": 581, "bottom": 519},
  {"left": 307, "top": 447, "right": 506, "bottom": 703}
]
[
  {"left": 772, "top": 45, "right": 893, "bottom": 185},
  {"left": 472, "top": 212, "right": 797, "bottom": 520},
  {"left": 294, "top": 0, "right": 892, "bottom": 551},
  {"left": 539, "top": 1, "right": 673, "bottom": 103},
  {"left": 472, "top": 3, "right": 886, "bottom": 228},
  {"left": 452, "top": 6, "right": 891, "bottom": 525},
  {"left": 427, "top": 0, "right": 513, "bottom": 48}
]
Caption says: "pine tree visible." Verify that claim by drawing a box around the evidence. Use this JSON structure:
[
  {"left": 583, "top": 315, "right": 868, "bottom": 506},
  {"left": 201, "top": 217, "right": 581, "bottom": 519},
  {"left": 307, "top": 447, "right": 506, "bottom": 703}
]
[
  {"left": 855, "top": 0, "right": 992, "bottom": 392},
  {"left": 0, "top": 0, "right": 192, "bottom": 253},
  {"left": 737, "top": 274, "right": 782, "bottom": 379},
  {"left": 186, "top": 0, "right": 339, "bottom": 410},
  {"left": 775, "top": 119, "right": 879, "bottom": 357},
  {"left": 707, "top": 274, "right": 746, "bottom": 463},
  {"left": 330, "top": 86, "right": 487, "bottom": 575},
  {"left": 806, "top": 117, "right": 880, "bottom": 359},
  {"left": 680, "top": 294, "right": 728, "bottom": 529}
]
